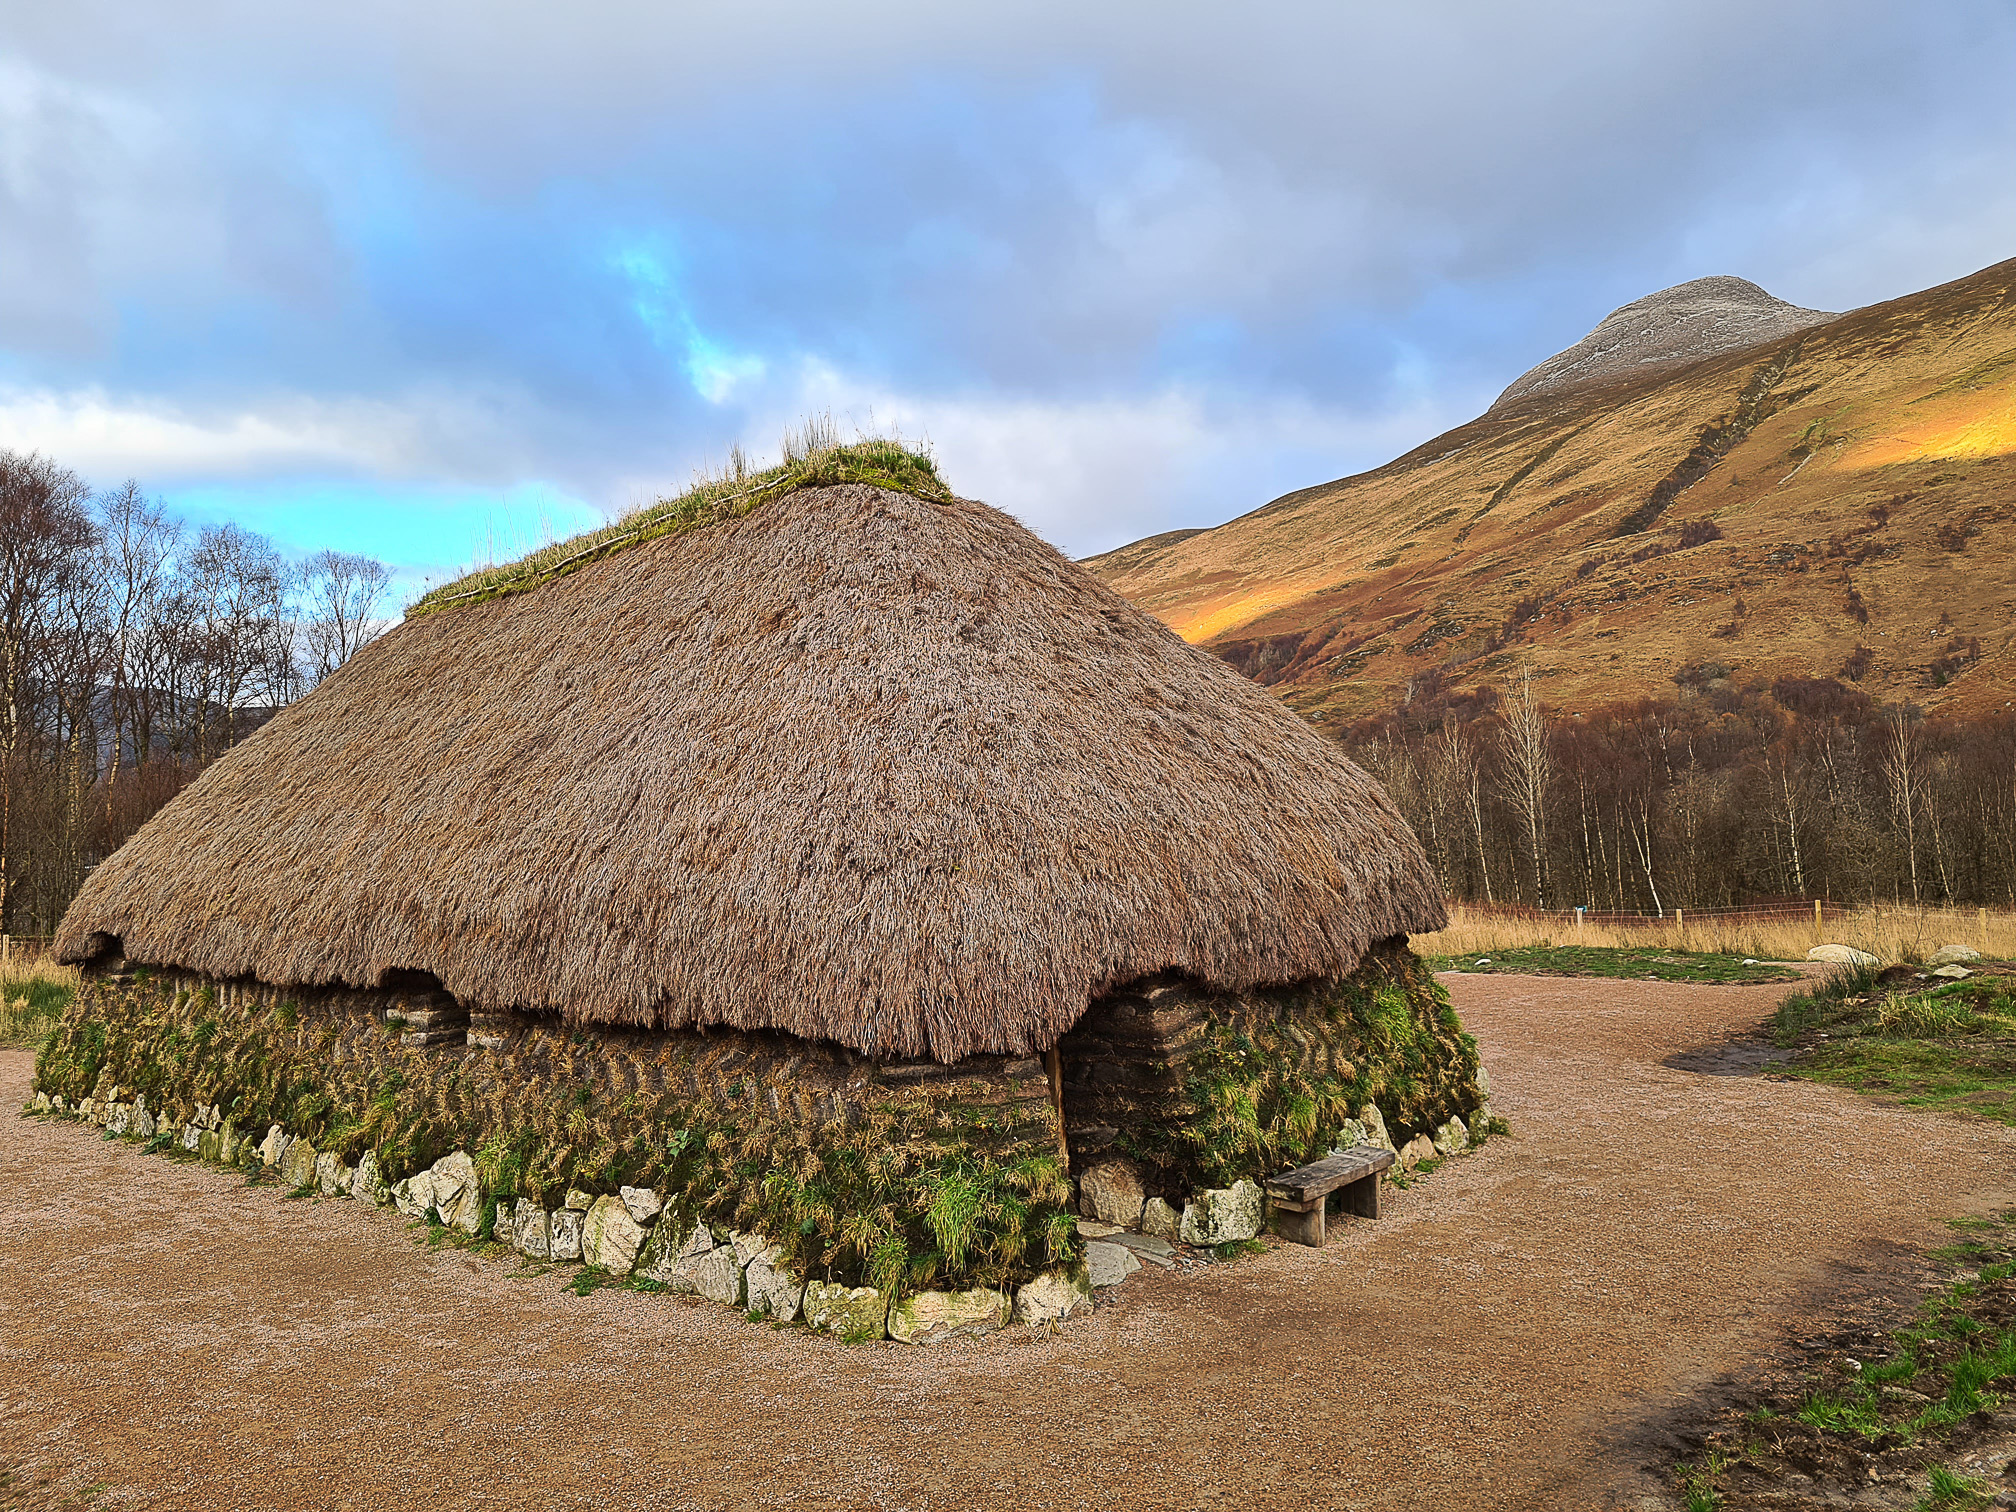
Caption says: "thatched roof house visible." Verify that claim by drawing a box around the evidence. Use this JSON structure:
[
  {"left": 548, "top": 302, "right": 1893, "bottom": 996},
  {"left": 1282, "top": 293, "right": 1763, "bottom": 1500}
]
[{"left": 56, "top": 470, "right": 1444, "bottom": 1064}]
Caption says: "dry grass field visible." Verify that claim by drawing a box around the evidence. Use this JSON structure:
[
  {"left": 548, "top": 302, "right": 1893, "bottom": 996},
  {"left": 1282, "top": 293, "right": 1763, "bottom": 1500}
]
[{"left": 1415, "top": 901, "right": 2016, "bottom": 965}]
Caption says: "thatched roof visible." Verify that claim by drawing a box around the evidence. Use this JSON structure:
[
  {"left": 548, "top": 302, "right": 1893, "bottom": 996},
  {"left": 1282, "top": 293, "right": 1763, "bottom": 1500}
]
[{"left": 55, "top": 483, "right": 1445, "bottom": 1061}]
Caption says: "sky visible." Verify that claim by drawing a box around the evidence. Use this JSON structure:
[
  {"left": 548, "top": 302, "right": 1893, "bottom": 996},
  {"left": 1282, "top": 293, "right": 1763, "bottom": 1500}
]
[{"left": 3, "top": 1, "right": 2014, "bottom": 600}]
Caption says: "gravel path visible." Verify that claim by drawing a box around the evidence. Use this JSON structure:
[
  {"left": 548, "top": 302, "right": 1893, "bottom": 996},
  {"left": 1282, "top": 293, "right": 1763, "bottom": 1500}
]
[{"left": 5, "top": 973, "right": 2014, "bottom": 1512}]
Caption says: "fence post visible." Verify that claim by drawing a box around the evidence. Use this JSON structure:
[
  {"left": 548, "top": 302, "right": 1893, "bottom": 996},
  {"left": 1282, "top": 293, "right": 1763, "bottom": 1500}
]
[
  {"left": 1675, "top": 908, "right": 1684, "bottom": 941},
  {"left": 1814, "top": 899, "right": 1823, "bottom": 941},
  {"left": 1983, "top": 907, "right": 1991, "bottom": 954}
]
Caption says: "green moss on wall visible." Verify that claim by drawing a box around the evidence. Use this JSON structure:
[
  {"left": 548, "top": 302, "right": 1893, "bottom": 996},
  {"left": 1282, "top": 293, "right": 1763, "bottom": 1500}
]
[{"left": 33, "top": 974, "right": 1075, "bottom": 1292}]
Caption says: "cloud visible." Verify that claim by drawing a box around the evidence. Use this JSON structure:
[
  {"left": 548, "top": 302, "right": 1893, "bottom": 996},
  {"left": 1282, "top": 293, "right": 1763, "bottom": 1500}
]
[{"left": 0, "top": 0, "right": 2011, "bottom": 562}]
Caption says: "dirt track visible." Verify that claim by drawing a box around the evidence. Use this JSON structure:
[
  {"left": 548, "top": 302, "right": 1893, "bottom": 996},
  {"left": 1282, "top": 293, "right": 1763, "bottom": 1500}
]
[{"left": 5, "top": 973, "right": 2014, "bottom": 1512}]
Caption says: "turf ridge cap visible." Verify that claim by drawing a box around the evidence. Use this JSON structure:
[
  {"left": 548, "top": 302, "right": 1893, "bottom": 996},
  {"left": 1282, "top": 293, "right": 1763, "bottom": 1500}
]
[{"left": 407, "top": 438, "right": 951, "bottom": 618}]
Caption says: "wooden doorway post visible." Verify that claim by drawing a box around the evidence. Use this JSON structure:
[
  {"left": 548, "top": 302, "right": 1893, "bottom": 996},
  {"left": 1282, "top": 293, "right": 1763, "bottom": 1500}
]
[{"left": 1044, "top": 1045, "right": 1069, "bottom": 1173}]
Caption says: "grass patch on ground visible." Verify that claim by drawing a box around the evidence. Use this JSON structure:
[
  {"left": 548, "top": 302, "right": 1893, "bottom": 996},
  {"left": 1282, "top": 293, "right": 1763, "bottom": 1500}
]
[
  {"left": 1428, "top": 944, "right": 1800, "bottom": 985},
  {"left": 1677, "top": 1210, "right": 2016, "bottom": 1507},
  {"left": 0, "top": 960, "right": 78, "bottom": 1051},
  {"left": 1773, "top": 970, "right": 2016, "bottom": 1126}
]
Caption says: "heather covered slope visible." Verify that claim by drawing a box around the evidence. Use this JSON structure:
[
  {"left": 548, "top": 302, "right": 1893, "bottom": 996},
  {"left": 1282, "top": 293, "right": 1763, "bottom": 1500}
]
[{"left": 1086, "top": 257, "right": 2016, "bottom": 729}]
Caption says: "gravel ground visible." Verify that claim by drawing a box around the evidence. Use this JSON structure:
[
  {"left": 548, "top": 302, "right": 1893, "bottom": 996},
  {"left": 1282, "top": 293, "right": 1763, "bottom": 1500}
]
[{"left": 5, "top": 972, "right": 2014, "bottom": 1512}]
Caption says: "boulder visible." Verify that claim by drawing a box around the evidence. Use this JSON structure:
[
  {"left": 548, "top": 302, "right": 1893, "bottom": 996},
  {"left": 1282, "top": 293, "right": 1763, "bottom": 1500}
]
[
  {"left": 181, "top": 1122, "right": 203, "bottom": 1154},
  {"left": 730, "top": 1231, "right": 770, "bottom": 1266},
  {"left": 803, "top": 1282, "right": 888, "bottom": 1338},
  {"left": 1932, "top": 965, "right": 1973, "bottom": 980},
  {"left": 1013, "top": 1271, "right": 1092, "bottom": 1325},
  {"left": 1432, "top": 1115, "right": 1470, "bottom": 1157},
  {"left": 428, "top": 1152, "right": 483, "bottom": 1234},
  {"left": 198, "top": 1129, "right": 221, "bottom": 1162},
  {"left": 1178, "top": 1180, "right": 1263, "bottom": 1246},
  {"left": 683, "top": 1243, "right": 745, "bottom": 1306},
  {"left": 258, "top": 1125, "right": 290, "bottom": 1168},
  {"left": 1084, "top": 1240, "right": 1142, "bottom": 1289},
  {"left": 513, "top": 1200, "right": 551, "bottom": 1259},
  {"left": 1360, "top": 1104, "right": 1397, "bottom": 1154},
  {"left": 281, "top": 1138, "right": 319, "bottom": 1188},
  {"left": 582, "top": 1195, "right": 646, "bottom": 1274},
  {"left": 549, "top": 1208, "right": 584, "bottom": 1262},
  {"left": 314, "top": 1152, "right": 344, "bottom": 1196},
  {"left": 1077, "top": 1159, "right": 1147, "bottom": 1228},
  {"left": 887, "top": 1287, "right": 1009, "bottom": 1343},
  {"left": 744, "top": 1246, "right": 807, "bottom": 1321},
  {"left": 1929, "top": 944, "right": 1983, "bottom": 966},
  {"left": 1140, "top": 1198, "right": 1179, "bottom": 1240},
  {"left": 619, "top": 1186, "right": 663, "bottom": 1224},
  {"left": 30, "top": 1091, "right": 49, "bottom": 1113},
  {"left": 106, "top": 1104, "right": 131, "bottom": 1138},
  {"left": 564, "top": 1188, "right": 596, "bottom": 1212},
  {"left": 391, "top": 1173, "right": 437, "bottom": 1220},
  {"left": 1398, "top": 1134, "right": 1436, "bottom": 1171},
  {"left": 1808, "top": 944, "right": 1881, "bottom": 968},
  {"left": 349, "top": 1151, "right": 390, "bottom": 1206},
  {"left": 133, "top": 1108, "right": 157, "bottom": 1140},
  {"left": 638, "top": 1220, "right": 714, "bottom": 1288}
]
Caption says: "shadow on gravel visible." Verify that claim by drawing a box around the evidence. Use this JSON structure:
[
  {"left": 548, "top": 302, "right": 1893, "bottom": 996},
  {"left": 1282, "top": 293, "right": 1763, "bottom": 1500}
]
[
  {"left": 1663, "top": 1039, "right": 1792, "bottom": 1077},
  {"left": 1590, "top": 1236, "right": 1938, "bottom": 1509}
]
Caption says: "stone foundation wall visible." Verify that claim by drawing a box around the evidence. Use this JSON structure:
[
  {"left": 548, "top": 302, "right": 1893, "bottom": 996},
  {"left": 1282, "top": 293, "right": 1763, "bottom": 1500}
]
[{"left": 32, "top": 964, "right": 1073, "bottom": 1297}]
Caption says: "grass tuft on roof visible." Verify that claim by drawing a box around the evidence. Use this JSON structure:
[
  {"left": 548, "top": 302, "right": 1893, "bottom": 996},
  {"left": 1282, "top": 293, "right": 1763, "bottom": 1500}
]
[{"left": 409, "top": 421, "right": 950, "bottom": 617}]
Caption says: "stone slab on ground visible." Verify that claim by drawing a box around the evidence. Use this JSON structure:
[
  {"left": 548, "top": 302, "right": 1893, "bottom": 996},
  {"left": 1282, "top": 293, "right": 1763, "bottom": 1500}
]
[
  {"left": 1101, "top": 1231, "right": 1177, "bottom": 1267},
  {"left": 1085, "top": 1241, "right": 1141, "bottom": 1288}
]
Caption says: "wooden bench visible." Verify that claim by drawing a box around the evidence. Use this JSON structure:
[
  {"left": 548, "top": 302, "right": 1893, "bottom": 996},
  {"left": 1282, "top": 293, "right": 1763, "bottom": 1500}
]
[{"left": 1265, "top": 1146, "right": 1396, "bottom": 1247}]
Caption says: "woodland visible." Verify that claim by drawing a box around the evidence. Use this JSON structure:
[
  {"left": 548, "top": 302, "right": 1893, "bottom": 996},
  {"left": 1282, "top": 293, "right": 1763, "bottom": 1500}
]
[
  {"left": 1343, "top": 665, "right": 2016, "bottom": 914},
  {"left": 0, "top": 449, "right": 390, "bottom": 934}
]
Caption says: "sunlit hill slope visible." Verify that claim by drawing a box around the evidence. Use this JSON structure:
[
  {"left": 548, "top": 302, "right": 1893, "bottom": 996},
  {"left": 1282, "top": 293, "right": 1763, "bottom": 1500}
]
[{"left": 1085, "top": 258, "right": 2016, "bottom": 729}]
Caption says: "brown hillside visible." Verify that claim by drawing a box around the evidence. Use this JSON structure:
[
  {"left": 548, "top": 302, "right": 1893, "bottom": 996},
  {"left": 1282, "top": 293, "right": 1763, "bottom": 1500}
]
[{"left": 1086, "top": 257, "right": 2016, "bottom": 728}]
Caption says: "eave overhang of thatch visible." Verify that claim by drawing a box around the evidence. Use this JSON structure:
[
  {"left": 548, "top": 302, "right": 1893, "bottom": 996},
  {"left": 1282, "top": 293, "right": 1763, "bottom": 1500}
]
[{"left": 55, "top": 484, "right": 1446, "bottom": 1062}]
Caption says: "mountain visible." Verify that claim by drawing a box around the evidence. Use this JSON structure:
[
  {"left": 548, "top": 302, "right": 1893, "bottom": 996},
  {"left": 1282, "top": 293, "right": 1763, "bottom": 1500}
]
[{"left": 1085, "top": 257, "right": 2016, "bottom": 730}]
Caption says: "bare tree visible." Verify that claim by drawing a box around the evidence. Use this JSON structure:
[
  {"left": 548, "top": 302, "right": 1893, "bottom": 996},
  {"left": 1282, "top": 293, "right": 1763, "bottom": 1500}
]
[
  {"left": 300, "top": 549, "right": 393, "bottom": 684},
  {"left": 1499, "top": 667, "right": 1553, "bottom": 908},
  {"left": 1880, "top": 705, "right": 1928, "bottom": 903},
  {"left": 0, "top": 451, "right": 100, "bottom": 922},
  {"left": 95, "top": 480, "right": 183, "bottom": 779},
  {"left": 173, "top": 523, "right": 292, "bottom": 761}
]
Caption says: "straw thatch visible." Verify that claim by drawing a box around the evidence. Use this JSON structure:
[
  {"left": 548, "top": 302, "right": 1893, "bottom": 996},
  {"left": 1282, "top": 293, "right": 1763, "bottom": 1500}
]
[{"left": 55, "top": 483, "right": 1445, "bottom": 1062}]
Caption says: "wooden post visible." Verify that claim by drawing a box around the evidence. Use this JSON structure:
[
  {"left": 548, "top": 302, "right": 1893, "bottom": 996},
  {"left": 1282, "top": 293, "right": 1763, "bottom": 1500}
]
[
  {"left": 1675, "top": 908, "right": 1684, "bottom": 942},
  {"left": 1045, "top": 1045, "right": 1069, "bottom": 1173},
  {"left": 2, "top": 934, "right": 9, "bottom": 969},
  {"left": 1814, "top": 899, "right": 1823, "bottom": 941},
  {"left": 1983, "top": 907, "right": 1991, "bottom": 954}
]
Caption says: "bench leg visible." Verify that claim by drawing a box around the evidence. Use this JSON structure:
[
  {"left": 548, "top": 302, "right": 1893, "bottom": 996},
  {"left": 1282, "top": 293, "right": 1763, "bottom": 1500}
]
[
  {"left": 1340, "top": 1172, "right": 1380, "bottom": 1220},
  {"left": 1270, "top": 1198, "right": 1325, "bottom": 1247}
]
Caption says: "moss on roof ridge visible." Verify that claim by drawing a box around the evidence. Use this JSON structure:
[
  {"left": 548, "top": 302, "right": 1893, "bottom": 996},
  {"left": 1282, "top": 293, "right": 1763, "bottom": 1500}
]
[{"left": 408, "top": 437, "right": 951, "bottom": 617}]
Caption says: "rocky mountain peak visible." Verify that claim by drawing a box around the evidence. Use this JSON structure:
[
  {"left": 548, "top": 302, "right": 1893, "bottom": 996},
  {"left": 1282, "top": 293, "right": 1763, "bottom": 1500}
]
[{"left": 1491, "top": 275, "right": 1837, "bottom": 410}]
